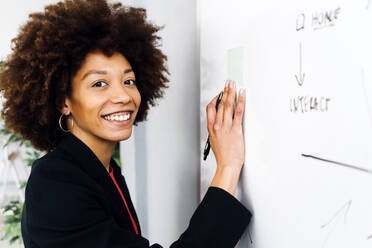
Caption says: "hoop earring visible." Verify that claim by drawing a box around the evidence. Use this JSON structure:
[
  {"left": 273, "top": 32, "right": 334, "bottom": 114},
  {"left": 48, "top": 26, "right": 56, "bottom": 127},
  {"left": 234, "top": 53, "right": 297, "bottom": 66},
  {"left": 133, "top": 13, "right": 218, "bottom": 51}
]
[{"left": 59, "top": 113, "right": 74, "bottom": 132}]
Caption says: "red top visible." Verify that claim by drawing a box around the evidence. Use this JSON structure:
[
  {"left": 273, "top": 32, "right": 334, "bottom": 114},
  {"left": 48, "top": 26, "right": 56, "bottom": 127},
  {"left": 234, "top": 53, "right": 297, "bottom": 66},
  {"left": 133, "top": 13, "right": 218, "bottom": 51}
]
[{"left": 108, "top": 165, "right": 139, "bottom": 235}]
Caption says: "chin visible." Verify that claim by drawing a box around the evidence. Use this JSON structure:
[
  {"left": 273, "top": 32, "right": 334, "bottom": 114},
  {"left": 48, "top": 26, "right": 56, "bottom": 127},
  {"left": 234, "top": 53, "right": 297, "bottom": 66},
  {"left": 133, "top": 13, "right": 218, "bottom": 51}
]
[{"left": 104, "top": 129, "right": 133, "bottom": 142}]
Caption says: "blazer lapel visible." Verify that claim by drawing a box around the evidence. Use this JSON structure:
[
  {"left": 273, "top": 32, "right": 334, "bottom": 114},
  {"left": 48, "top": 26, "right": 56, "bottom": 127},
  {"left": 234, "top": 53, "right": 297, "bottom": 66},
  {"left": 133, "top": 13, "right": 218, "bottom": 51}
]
[
  {"left": 110, "top": 158, "right": 142, "bottom": 235},
  {"left": 54, "top": 132, "right": 141, "bottom": 235}
]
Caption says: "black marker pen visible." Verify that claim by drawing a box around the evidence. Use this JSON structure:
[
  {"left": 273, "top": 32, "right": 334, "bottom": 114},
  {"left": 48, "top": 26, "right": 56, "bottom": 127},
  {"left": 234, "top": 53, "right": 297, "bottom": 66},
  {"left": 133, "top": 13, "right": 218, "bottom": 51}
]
[{"left": 203, "top": 90, "right": 224, "bottom": 161}]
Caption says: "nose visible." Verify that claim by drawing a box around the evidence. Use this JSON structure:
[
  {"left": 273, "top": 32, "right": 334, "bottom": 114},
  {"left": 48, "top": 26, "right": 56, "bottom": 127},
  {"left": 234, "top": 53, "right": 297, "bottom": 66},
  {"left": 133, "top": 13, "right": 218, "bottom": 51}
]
[
  {"left": 110, "top": 83, "right": 131, "bottom": 104},
  {"left": 111, "top": 95, "right": 130, "bottom": 104}
]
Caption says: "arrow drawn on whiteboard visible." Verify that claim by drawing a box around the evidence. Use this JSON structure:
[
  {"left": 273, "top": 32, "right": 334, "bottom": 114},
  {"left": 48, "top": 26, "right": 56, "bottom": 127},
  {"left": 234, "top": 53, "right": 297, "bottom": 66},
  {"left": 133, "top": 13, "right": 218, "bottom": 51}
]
[
  {"left": 302, "top": 154, "right": 372, "bottom": 176},
  {"left": 294, "top": 42, "right": 305, "bottom": 86},
  {"left": 321, "top": 200, "right": 352, "bottom": 229},
  {"left": 321, "top": 200, "right": 352, "bottom": 248}
]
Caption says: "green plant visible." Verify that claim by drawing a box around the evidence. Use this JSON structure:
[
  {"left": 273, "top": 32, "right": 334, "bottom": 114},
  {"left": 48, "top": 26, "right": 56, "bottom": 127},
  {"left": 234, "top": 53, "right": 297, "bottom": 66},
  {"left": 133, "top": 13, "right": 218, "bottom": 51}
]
[
  {"left": 1, "top": 201, "right": 24, "bottom": 245},
  {"left": 0, "top": 60, "right": 121, "bottom": 245},
  {"left": 0, "top": 115, "right": 32, "bottom": 245},
  {"left": 0, "top": 113, "right": 41, "bottom": 245}
]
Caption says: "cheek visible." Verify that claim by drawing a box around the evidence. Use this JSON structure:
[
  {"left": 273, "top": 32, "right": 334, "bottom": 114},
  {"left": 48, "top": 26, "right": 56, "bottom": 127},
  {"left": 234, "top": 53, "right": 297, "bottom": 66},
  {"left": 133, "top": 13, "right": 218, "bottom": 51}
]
[
  {"left": 76, "top": 97, "right": 103, "bottom": 121},
  {"left": 135, "top": 89, "right": 142, "bottom": 107}
]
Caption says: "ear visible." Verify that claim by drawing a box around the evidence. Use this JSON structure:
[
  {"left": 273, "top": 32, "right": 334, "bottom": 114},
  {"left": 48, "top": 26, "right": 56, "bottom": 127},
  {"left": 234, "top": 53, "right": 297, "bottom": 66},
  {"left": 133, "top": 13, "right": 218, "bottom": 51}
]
[{"left": 59, "top": 97, "right": 72, "bottom": 115}]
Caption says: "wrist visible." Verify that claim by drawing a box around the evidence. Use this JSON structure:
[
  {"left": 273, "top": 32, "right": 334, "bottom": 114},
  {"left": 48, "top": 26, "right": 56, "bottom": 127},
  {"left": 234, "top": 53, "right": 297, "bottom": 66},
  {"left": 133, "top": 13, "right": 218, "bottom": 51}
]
[{"left": 210, "top": 166, "right": 241, "bottom": 196}]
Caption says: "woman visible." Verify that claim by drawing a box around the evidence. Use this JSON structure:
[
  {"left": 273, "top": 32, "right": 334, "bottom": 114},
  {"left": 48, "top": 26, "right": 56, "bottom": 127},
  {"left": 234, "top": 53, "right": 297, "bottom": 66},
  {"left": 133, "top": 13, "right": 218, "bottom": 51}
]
[{"left": 0, "top": 0, "right": 251, "bottom": 247}]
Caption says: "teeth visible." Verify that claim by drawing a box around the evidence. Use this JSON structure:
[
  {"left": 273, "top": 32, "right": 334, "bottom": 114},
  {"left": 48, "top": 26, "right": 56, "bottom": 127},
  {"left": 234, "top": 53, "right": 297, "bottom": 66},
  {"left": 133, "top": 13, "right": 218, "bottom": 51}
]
[{"left": 103, "top": 112, "right": 131, "bottom": 121}]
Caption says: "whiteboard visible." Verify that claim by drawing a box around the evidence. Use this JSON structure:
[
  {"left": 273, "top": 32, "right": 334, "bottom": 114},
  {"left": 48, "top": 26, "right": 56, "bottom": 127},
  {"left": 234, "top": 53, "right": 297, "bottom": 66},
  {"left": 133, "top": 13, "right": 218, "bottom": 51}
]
[{"left": 199, "top": 1, "right": 372, "bottom": 247}]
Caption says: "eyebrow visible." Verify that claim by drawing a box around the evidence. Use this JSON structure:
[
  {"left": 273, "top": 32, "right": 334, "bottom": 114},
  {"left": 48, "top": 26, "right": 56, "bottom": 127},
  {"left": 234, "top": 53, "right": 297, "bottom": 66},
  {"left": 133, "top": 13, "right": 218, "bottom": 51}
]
[{"left": 81, "top": 68, "right": 133, "bottom": 80}]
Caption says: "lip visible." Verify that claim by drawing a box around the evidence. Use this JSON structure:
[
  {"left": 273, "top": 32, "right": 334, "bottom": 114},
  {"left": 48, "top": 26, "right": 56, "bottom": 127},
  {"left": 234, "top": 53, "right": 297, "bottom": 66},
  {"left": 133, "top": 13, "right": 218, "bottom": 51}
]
[
  {"left": 101, "top": 112, "right": 133, "bottom": 127},
  {"left": 101, "top": 110, "right": 134, "bottom": 117}
]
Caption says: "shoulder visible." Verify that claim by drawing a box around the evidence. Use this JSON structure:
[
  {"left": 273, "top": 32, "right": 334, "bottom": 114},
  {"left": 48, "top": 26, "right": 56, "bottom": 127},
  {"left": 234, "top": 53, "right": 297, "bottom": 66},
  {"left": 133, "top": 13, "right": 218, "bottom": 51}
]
[
  {"left": 24, "top": 152, "right": 107, "bottom": 229},
  {"left": 29, "top": 150, "right": 91, "bottom": 185},
  {"left": 26, "top": 152, "right": 92, "bottom": 196},
  {"left": 31, "top": 150, "right": 78, "bottom": 173},
  {"left": 25, "top": 150, "right": 103, "bottom": 206}
]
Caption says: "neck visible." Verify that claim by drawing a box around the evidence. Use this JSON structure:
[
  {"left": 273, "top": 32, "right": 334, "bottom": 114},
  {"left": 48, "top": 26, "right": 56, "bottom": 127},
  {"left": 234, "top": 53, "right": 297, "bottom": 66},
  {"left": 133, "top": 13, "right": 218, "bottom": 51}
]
[{"left": 70, "top": 129, "right": 116, "bottom": 172}]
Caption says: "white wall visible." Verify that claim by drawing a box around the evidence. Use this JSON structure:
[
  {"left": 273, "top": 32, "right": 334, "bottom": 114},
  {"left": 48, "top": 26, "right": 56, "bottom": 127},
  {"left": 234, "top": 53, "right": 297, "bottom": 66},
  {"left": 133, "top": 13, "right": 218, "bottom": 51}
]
[
  {"left": 0, "top": 0, "right": 61, "bottom": 59},
  {"left": 121, "top": 0, "right": 200, "bottom": 246}
]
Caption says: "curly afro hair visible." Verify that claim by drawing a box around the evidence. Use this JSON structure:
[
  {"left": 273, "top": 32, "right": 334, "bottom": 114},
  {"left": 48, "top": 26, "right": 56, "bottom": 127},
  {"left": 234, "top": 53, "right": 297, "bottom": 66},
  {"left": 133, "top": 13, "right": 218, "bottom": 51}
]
[{"left": 0, "top": 0, "right": 169, "bottom": 152}]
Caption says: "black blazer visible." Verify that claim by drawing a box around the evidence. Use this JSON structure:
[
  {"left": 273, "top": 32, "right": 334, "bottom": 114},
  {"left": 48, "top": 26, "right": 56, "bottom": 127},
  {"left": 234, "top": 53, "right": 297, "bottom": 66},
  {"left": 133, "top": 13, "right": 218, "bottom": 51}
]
[{"left": 21, "top": 132, "right": 251, "bottom": 248}]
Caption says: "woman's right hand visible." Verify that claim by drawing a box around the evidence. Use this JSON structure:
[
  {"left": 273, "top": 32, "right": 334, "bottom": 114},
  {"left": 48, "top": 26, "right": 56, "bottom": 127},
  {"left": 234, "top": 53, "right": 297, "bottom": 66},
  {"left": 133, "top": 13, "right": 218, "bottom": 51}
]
[{"left": 206, "top": 80, "right": 246, "bottom": 195}]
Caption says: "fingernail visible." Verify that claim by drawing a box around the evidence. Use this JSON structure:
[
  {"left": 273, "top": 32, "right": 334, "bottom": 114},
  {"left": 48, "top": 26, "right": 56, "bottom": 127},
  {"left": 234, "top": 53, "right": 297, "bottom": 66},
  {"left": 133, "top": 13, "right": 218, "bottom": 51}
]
[
  {"left": 239, "top": 88, "right": 246, "bottom": 96},
  {"left": 225, "top": 80, "right": 230, "bottom": 87}
]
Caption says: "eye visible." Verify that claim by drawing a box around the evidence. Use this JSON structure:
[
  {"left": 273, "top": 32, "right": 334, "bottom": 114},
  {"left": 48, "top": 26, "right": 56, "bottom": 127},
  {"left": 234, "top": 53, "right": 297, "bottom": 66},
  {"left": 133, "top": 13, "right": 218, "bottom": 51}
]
[
  {"left": 124, "top": 79, "right": 136, "bottom": 85},
  {"left": 92, "top": 81, "right": 108, "bottom": 87}
]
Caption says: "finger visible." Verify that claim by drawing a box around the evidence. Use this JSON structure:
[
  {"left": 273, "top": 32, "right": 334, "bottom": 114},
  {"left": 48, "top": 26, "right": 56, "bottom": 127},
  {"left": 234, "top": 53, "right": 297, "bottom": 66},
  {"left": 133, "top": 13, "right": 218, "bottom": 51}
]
[
  {"left": 215, "top": 81, "right": 230, "bottom": 130},
  {"left": 206, "top": 93, "right": 221, "bottom": 134},
  {"left": 223, "top": 80, "right": 236, "bottom": 128},
  {"left": 208, "top": 92, "right": 220, "bottom": 109},
  {"left": 232, "top": 88, "right": 246, "bottom": 129}
]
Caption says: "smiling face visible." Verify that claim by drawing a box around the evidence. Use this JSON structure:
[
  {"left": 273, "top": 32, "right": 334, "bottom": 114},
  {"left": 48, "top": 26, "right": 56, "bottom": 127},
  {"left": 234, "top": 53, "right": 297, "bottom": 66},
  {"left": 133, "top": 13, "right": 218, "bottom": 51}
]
[{"left": 61, "top": 51, "right": 141, "bottom": 145}]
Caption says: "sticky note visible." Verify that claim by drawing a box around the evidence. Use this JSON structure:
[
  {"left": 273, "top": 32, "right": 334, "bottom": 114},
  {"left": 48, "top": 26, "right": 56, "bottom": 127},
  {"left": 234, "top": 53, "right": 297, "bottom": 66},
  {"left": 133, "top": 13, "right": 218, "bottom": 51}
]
[{"left": 227, "top": 47, "right": 244, "bottom": 88}]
